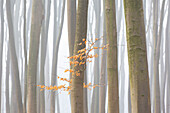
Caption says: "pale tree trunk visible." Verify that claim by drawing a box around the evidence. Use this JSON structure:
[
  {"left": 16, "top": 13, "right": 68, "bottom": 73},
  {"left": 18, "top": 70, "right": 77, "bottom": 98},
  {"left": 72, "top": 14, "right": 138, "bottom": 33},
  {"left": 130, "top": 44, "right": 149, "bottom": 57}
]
[
  {"left": 67, "top": 0, "right": 76, "bottom": 57},
  {"left": 6, "top": 47, "right": 10, "bottom": 113},
  {"left": 6, "top": 0, "right": 23, "bottom": 113},
  {"left": 27, "top": 0, "right": 44, "bottom": 113},
  {"left": 153, "top": 1, "right": 165, "bottom": 113},
  {"left": 123, "top": 0, "right": 151, "bottom": 113},
  {"left": 0, "top": 1, "right": 4, "bottom": 113},
  {"left": 165, "top": 1, "right": 170, "bottom": 112},
  {"left": 39, "top": 1, "right": 51, "bottom": 113},
  {"left": 50, "top": 1, "right": 65, "bottom": 113},
  {"left": 105, "top": 0, "right": 119, "bottom": 113},
  {"left": 67, "top": 0, "right": 76, "bottom": 107},
  {"left": 99, "top": 21, "right": 107, "bottom": 113},
  {"left": 23, "top": 0, "right": 27, "bottom": 113},
  {"left": 71, "top": 0, "right": 88, "bottom": 113},
  {"left": 119, "top": 39, "right": 126, "bottom": 113},
  {"left": 91, "top": 1, "right": 101, "bottom": 113},
  {"left": 160, "top": 3, "right": 166, "bottom": 112},
  {"left": 11, "top": 68, "right": 18, "bottom": 113},
  {"left": 152, "top": 0, "right": 160, "bottom": 112}
]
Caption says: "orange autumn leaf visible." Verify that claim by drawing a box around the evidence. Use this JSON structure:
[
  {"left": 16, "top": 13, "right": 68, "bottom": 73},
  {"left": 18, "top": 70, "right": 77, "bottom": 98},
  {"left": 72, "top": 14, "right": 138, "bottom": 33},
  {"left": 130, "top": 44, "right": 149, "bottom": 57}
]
[
  {"left": 64, "top": 69, "right": 69, "bottom": 73},
  {"left": 40, "top": 89, "right": 44, "bottom": 91},
  {"left": 70, "top": 69, "right": 74, "bottom": 73},
  {"left": 93, "top": 47, "right": 98, "bottom": 49},
  {"left": 79, "top": 62, "right": 82, "bottom": 65},
  {"left": 95, "top": 38, "right": 99, "bottom": 41},
  {"left": 78, "top": 42, "right": 82, "bottom": 45},
  {"left": 94, "top": 54, "right": 98, "bottom": 58},
  {"left": 40, "top": 85, "right": 45, "bottom": 89}
]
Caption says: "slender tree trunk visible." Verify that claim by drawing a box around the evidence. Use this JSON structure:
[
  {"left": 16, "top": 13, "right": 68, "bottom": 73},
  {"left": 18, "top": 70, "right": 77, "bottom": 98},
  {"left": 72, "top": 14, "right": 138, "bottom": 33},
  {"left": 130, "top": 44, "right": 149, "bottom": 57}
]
[
  {"left": 152, "top": 0, "right": 160, "bottom": 112},
  {"left": 99, "top": 25, "right": 107, "bottom": 113},
  {"left": 6, "top": 0, "right": 23, "bottom": 113},
  {"left": 23, "top": 0, "right": 27, "bottom": 113},
  {"left": 71, "top": 0, "right": 88, "bottom": 113},
  {"left": 153, "top": 1, "right": 165, "bottom": 113},
  {"left": 105, "top": 0, "right": 119, "bottom": 113},
  {"left": 91, "top": 1, "right": 101, "bottom": 113},
  {"left": 11, "top": 68, "right": 18, "bottom": 113},
  {"left": 50, "top": 1, "right": 65, "bottom": 113},
  {"left": 27, "top": 0, "right": 44, "bottom": 113},
  {"left": 67, "top": 0, "right": 76, "bottom": 57},
  {"left": 123, "top": 0, "right": 151, "bottom": 113},
  {"left": 39, "top": 1, "right": 51, "bottom": 113},
  {"left": 67, "top": 0, "right": 76, "bottom": 108},
  {"left": 0, "top": 1, "right": 4, "bottom": 113},
  {"left": 6, "top": 47, "right": 10, "bottom": 113},
  {"left": 165, "top": 2, "right": 170, "bottom": 112}
]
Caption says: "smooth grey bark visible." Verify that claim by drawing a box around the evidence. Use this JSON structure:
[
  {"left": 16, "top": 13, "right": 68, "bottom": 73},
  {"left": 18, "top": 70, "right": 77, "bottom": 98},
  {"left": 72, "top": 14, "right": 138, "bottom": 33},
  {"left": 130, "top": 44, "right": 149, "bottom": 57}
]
[
  {"left": 99, "top": 23, "right": 107, "bottom": 113},
  {"left": 91, "top": 1, "right": 101, "bottom": 113},
  {"left": 67, "top": 0, "right": 76, "bottom": 108},
  {"left": 123, "top": 0, "right": 151, "bottom": 113},
  {"left": 50, "top": 1, "right": 65, "bottom": 113},
  {"left": 39, "top": 1, "right": 51, "bottom": 113},
  {"left": 67, "top": 0, "right": 76, "bottom": 57},
  {"left": 11, "top": 67, "right": 18, "bottom": 113},
  {"left": 117, "top": 1, "right": 125, "bottom": 112},
  {"left": 153, "top": 1, "right": 165, "bottom": 113},
  {"left": 23, "top": 1, "right": 27, "bottom": 113},
  {"left": 105, "top": 0, "right": 119, "bottom": 112},
  {"left": 99, "top": 2, "right": 107, "bottom": 112},
  {"left": 0, "top": 1, "right": 4, "bottom": 113},
  {"left": 152, "top": 0, "right": 160, "bottom": 112},
  {"left": 87, "top": 3, "right": 94, "bottom": 111},
  {"left": 6, "top": 47, "right": 10, "bottom": 113},
  {"left": 71, "top": 0, "right": 88, "bottom": 112},
  {"left": 27, "top": 0, "right": 44, "bottom": 113},
  {"left": 119, "top": 39, "right": 126, "bottom": 113},
  {"left": 6, "top": 0, "right": 23, "bottom": 113},
  {"left": 165, "top": 1, "right": 170, "bottom": 113}
]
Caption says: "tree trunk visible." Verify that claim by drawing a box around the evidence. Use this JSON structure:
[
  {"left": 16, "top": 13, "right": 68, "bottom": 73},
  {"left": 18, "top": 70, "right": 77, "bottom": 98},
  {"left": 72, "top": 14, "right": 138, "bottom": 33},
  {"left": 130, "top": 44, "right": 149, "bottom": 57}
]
[
  {"left": 11, "top": 68, "right": 18, "bottom": 113},
  {"left": 99, "top": 29, "right": 107, "bottom": 113},
  {"left": 23, "top": 0, "right": 27, "bottom": 113},
  {"left": 165, "top": 2, "right": 170, "bottom": 112},
  {"left": 6, "top": 45, "right": 10, "bottom": 113},
  {"left": 67, "top": 0, "right": 76, "bottom": 108},
  {"left": 71, "top": 0, "right": 88, "bottom": 113},
  {"left": 39, "top": 1, "right": 51, "bottom": 113},
  {"left": 91, "top": 1, "right": 101, "bottom": 113},
  {"left": 6, "top": 0, "right": 23, "bottom": 112},
  {"left": 105, "top": 0, "right": 119, "bottom": 113},
  {"left": 27, "top": 0, "right": 44, "bottom": 113},
  {"left": 99, "top": 7, "right": 107, "bottom": 112},
  {"left": 0, "top": 1, "right": 4, "bottom": 113},
  {"left": 50, "top": 1, "right": 65, "bottom": 113},
  {"left": 123, "top": 0, "right": 151, "bottom": 113},
  {"left": 153, "top": 1, "right": 165, "bottom": 113}
]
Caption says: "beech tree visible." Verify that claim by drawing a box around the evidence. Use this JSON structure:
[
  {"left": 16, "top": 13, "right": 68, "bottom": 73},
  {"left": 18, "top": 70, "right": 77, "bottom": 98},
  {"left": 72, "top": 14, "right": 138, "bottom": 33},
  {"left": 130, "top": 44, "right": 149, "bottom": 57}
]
[
  {"left": 123, "top": 0, "right": 151, "bottom": 113},
  {"left": 105, "top": 0, "right": 119, "bottom": 112},
  {"left": 26, "top": 0, "right": 44, "bottom": 113},
  {"left": 71, "top": 0, "right": 88, "bottom": 113}
]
